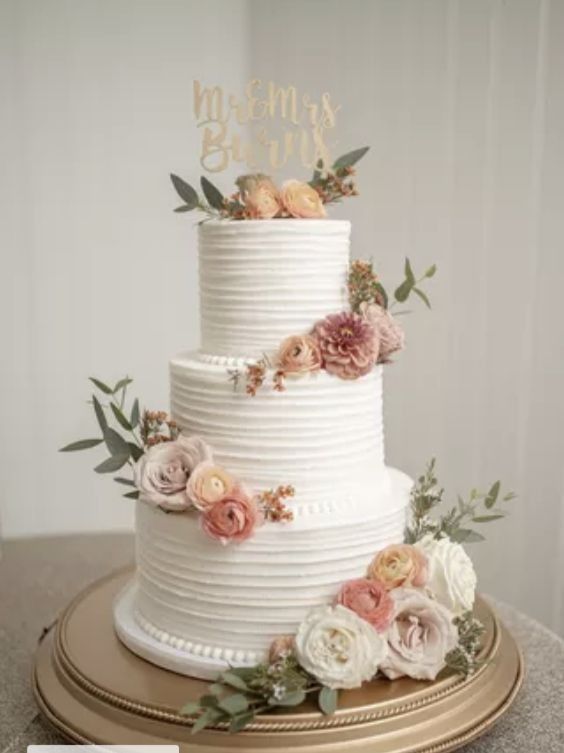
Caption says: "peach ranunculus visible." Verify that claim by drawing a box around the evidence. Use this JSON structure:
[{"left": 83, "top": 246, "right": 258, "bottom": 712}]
[
  {"left": 335, "top": 578, "right": 394, "bottom": 633},
  {"left": 359, "top": 301, "right": 405, "bottom": 364},
  {"left": 279, "top": 180, "right": 326, "bottom": 219},
  {"left": 268, "top": 635, "right": 295, "bottom": 663},
  {"left": 275, "top": 334, "right": 323, "bottom": 375},
  {"left": 237, "top": 174, "right": 281, "bottom": 219},
  {"left": 186, "top": 461, "right": 235, "bottom": 512},
  {"left": 201, "top": 486, "right": 262, "bottom": 545},
  {"left": 367, "top": 544, "right": 428, "bottom": 591}
]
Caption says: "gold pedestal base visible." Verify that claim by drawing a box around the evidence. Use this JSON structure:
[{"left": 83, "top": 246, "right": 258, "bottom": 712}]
[{"left": 33, "top": 568, "right": 524, "bottom": 752}]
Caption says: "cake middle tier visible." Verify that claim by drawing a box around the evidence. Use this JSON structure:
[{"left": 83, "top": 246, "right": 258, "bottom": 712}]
[{"left": 170, "top": 352, "right": 389, "bottom": 513}]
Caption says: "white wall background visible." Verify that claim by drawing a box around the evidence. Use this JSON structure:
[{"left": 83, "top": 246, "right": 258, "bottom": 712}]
[{"left": 2, "top": 0, "right": 564, "bottom": 635}]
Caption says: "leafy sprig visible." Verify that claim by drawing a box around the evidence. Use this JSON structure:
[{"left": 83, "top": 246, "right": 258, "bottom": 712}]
[
  {"left": 404, "top": 459, "right": 516, "bottom": 545},
  {"left": 445, "top": 611, "right": 487, "bottom": 677},
  {"left": 348, "top": 257, "right": 437, "bottom": 314},
  {"left": 179, "top": 654, "right": 336, "bottom": 734},
  {"left": 59, "top": 376, "right": 177, "bottom": 498}
]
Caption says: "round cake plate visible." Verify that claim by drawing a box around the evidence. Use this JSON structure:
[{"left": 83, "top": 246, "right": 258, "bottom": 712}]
[{"left": 33, "top": 567, "right": 524, "bottom": 753}]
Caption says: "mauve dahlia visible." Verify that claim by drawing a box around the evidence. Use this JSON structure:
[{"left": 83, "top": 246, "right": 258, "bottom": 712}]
[{"left": 312, "top": 311, "right": 378, "bottom": 380}]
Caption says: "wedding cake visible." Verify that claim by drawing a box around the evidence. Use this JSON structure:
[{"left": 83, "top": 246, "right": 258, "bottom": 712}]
[{"left": 114, "top": 217, "right": 412, "bottom": 679}]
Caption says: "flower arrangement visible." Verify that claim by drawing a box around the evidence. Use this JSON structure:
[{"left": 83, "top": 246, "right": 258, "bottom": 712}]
[
  {"left": 60, "top": 376, "right": 293, "bottom": 543},
  {"left": 228, "top": 257, "right": 437, "bottom": 396},
  {"left": 170, "top": 146, "right": 369, "bottom": 221},
  {"left": 180, "top": 460, "right": 515, "bottom": 733}
]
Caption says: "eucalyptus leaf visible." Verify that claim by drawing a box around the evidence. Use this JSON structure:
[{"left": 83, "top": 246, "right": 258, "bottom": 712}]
[
  {"left": 92, "top": 395, "right": 107, "bottom": 433},
  {"left": 485, "top": 481, "right": 500, "bottom": 509},
  {"left": 218, "top": 694, "right": 249, "bottom": 715},
  {"left": 404, "top": 258, "right": 416, "bottom": 285},
  {"left": 374, "top": 282, "right": 389, "bottom": 309},
  {"left": 191, "top": 707, "right": 222, "bottom": 734},
  {"left": 318, "top": 686, "right": 338, "bottom": 715},
  {"left": 179, "top": 701, "right": 200, "bottom": 716},
  {"left": 170, "top": 174, "right": 199, "bottom": 209},
  {"left": 413, "top": 287, "right": 431, "bottom": 308},
  {"left": 200, "top": 694, "right": 220, "bottom": 709},
  {"left": 208, "top": 683, "right": 224, "bottom": 697},
  {"left": 104, "top": 427, "right": 130, "bottom": 457},
  {"left": 333, "top": 146, "right": 370, "bottom": 170},
  {"left": 111, "top": 402, "right": 133, "bottom": 431},
  {"left": 113, "top": 377, "right": 133, "bottom": 394},
  {"left": 59, "top": 438, "right": 103, "bottom": 452},
  {"left": 425, "top": 264, "right": 437, "bottom": 278},
  {"left": 89, "top": 377, "right": 113, "bottom": 395},
  {"left": 394, "top": 278, "right": 413, "bottom": 303},
  {"left": 174, "top": 204, "right": 195, "bottom": 213},
  {"left": 451, "top": 528, "right": 485, "bottom": 543},
  {"left": 229, "top": 710, "right": 255, "bottom": 733},
  {"left": 311, "top": 158, "right": 324, "bottom": 183},
  {"left": 200, "top": 176, "right": 225, "bottom": 210},
  {"left": 114, "top": 477, "right": 135, "bottom": 486},
  {"left": 94, "top": 453, "right": 129, "bottom": 473},
  {"left": 130, "top": 398, "right": 140, "bottom": 428},
  {"left": 472, "top": 514, "right": 505, "bottom": 523},
  {"left": 123, "top": 490, "right": 140, "bottom": 499},
  {"left": 275, "top": 689, "right": 306, "bottom": 706},
  {"left": 220, "top": 671, "right": 249, "bottom": 691},
  {"left": 128, "top": 442, "right": 144, "bottom": 462}
]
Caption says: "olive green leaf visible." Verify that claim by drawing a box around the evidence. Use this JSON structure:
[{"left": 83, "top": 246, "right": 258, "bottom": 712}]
[
  {"left": 170, "top": 174, "right": 199, "bottom": 210},
  {"left": 218, "top": 694, "right": 249, "bottom": 716},
  {"left": 94, "top": 453, "right": 129, "bottom": 473},
  {"left": 89, "top": 377, "right": 113, "bottom": 395},
  {"left": 59, "top": 438, "right": 103, "bottom": 452},
  {"left": 130, "top": 398, "right": 140, "bottom": 429},
  {"left": 104, "top": 427, "right": 129, "bottom": 457},
  {"left": 92, "top": 395, "right": 107, "bottom": 433},
  {"left": 333, "top": 146, "right": 370, "bottom": 170},
  {"left": 110, "top": 402, "right": 133, "bottom": 431},
  {"left": 200, "top": 176, "right": 225, "bottom": 210},
  {"left": 318, "top": 686, "right": 338, "bottom": 715}
]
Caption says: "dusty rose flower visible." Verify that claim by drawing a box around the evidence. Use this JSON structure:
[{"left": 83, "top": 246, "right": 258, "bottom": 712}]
[
  {"left": 201, "top": 486, "right": 261, "bottom": 544},
  {"left": 279, "top": 179, "right": 326, "bottom": 219},
  {"left": 237, "top": 174, "right": 281, "bottom": 219},
  {"left": 367, "top": 544, "right": 428, "bottom": 591},
  {"left": 380, "top": 588, "right": 458, "bottom": 681},
  {"left": 312, "top": 311, "right": 378, "bottom": 380},
  {"left": 268, "top": 635, "right": 295, "bottom": 663},
  {"left": 275, "top": 334, "right": 323, "bottom": 375},
  {"left": 335, "top": 578, "right": 394, "bottom": 633},
  {"left": 360, "top": 302, "right": 405, "bottom": 364},
  {"left": 186, "top": 461, "right": 234, "bottom": 512},
  {"left": 133, "top": 435, "right": 212, "bottom": 511}
]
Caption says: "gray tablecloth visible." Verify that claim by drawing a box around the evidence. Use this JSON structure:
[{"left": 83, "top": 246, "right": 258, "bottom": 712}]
[{"left": 1, "top": 533, "right": 563, "bottom": 752}]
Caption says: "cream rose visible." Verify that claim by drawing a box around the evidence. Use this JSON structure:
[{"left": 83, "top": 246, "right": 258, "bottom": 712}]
[
  {"left": 275, "top": 334, "right": 323, "bottom": 375},
  {"left": 186, "top": 462, "right": 234, "bottom": 512},
  {"left": 133, "top": 435, "right": 212, "bottom": 511},
  {"left": 416, "top": 534, "right": 477, "bottom": 616},
  {"left": 367, "top": 543, "right": 428, "bottom": 591},
  {"left": 279, "top": 180, "right": 326, "bottom": 219},
  {"left": 295, "top": 605, "right": 388, "bottom": 689},
  {"left": 381, "top": 588, "right": 459, "bottom": 681},
  {"left": 237, "top": 174, "right": 281, "bottom": 219}
]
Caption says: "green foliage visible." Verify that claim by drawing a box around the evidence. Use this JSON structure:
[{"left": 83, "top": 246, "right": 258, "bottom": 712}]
[
  {"left": 59, "top": 376, "right": 146, "bottom": 494},
  {"left": 404, "top": 460, "right": 516, "bottom": 545},
  {"left": 393, "top": 259, "right": 437, "bottom": 309},
  {"left": 179, "top": 653, "right": 333, "bottom": 734},
  {"left": 170, "top": 174, "right": 200, "bottom": 211},
  {"left": 332, "top": 146, "right": 370, "bottom": 171},
  {"left": 445, "top": 612, "right": 486, "bottom": 678},
  {"left": 200, "top": 176, "right": 225, "bottom": 210}
]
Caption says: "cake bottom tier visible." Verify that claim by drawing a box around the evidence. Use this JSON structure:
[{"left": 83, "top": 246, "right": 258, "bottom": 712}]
[{"left": 114, "top": 467, "right": 411, "bottom": 679}]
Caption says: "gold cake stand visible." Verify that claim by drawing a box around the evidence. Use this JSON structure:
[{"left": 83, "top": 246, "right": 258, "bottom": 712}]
[{"left": 33, "top": 567, "right": 524, "bottom": 752}]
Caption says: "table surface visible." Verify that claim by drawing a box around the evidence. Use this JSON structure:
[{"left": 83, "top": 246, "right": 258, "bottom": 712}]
[{"left": 1, "top": 533, "right": 564, "bottom": 752}]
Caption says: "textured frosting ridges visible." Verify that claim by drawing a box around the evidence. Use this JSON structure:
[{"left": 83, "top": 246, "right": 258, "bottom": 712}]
[
  {"left": 170, "top": 352, "right": 389, "bottom": 510},
  {"left": 199, "top": 219, "right": 350, "bottom": 358},
  {"left": 134, "top": 469, "right": 410, "bottom": 664}
]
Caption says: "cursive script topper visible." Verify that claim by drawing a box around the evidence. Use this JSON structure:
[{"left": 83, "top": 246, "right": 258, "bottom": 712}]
[{"left": 193, "top": 79, "right": 341, "bottom": 174}]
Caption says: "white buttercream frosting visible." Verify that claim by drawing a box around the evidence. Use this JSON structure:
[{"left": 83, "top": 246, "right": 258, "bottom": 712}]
[{"left": 199, "top": 219, "right": 350, "bottom": 358}]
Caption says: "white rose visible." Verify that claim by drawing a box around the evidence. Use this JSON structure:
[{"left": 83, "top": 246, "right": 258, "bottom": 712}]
[
  {"left": 133, "top": 434, "right": 213, "bottom": 511},
  {"left": 295, "top": 605, "right": 388, "bottom": 689},
  {"left": 416, "top": 534, "right": 477, "bottom": 616},
  {"left": 381, "top": 588, "right": 459, "bottom": 681}
]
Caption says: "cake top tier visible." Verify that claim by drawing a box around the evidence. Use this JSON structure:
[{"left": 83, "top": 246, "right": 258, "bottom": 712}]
[{"left": 199, "top": 219, "right": 351, "bottom": 359}]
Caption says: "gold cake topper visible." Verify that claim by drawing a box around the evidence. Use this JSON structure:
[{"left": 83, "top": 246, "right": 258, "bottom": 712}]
[{"left": 194, "top": 79, "right": 340, "bottom": 173}]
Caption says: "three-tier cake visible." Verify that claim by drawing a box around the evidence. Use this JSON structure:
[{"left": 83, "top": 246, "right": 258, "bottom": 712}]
[{"left": 114, "top": 218, "right": 412, "bottom": 679}]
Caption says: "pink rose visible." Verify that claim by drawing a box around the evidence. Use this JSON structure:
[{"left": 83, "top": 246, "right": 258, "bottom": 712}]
[
  {"left": 380, "top": 588, "right": 459, "bottom": 681},
  {"left": 312, "top": 311, "right": 378, "bottom": 380},
  {"left": 275, "top": 334, "right": 323, "bottom": 375},
  {"left": 279, "top": 180, "right": 326, "bottom": 219},
  {"left": 186, "top": 462, "right": 235, "bottom": 512},
  {"left": 367, "top": 544, "right": 428, "bottom": 591},
  {"left": 335, "top": 578, "right": 394, "bottom": 633},
  {"left": 201, "top": 487, "right": 261, "bottom": 544},
  {"left": 360, "top": 302, "right": 405, "bottom": 364}
]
